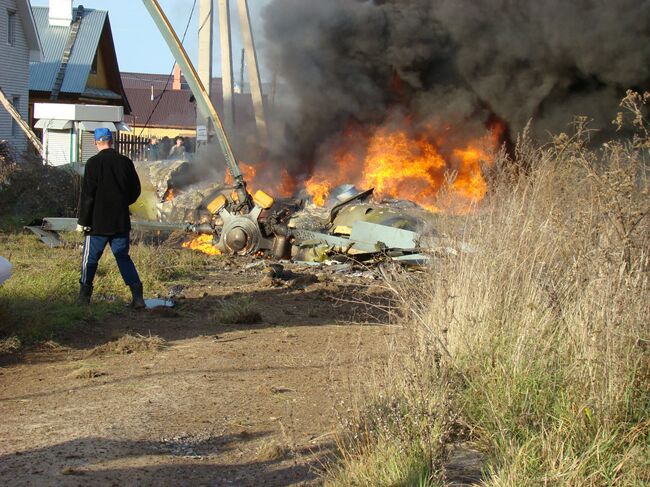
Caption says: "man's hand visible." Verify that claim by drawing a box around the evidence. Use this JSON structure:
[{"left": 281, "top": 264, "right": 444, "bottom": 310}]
[{"left": 76, "top": 224, "right": 91, "bottom": 233}]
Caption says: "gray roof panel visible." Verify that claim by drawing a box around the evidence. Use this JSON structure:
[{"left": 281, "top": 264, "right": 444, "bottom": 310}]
[{"left": 29, "top": 7, "right": 107, "bottom": 94}]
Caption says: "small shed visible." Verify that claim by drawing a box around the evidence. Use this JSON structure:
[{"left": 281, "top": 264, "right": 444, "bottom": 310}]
[{"left": 34, "top": 102, "right": 130, "bottom": 167}]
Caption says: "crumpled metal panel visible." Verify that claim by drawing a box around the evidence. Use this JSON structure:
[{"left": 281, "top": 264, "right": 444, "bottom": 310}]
[
  {"left": 331, "top": 204, "right": 423, "bottom": 233},
  {"left": 349, "top": 221, "right": 418, "bottom": 250},
  {"left": 23, "top": 226, "right": 63, "bottom": 247}
]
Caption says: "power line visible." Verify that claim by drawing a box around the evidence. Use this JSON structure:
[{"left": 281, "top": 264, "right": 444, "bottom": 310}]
[{"left": 137, "top": 0, "right": 198, "bottom": 137}]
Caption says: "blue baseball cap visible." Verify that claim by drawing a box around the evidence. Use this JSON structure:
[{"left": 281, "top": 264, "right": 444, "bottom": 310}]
[{"left": 94, "top": 128, "right": 113, "bottom": 141}]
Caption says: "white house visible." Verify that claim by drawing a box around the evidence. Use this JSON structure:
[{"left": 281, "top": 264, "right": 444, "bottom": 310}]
[{"left": 0, "top": 0, "right": 41, "bottom": 153}]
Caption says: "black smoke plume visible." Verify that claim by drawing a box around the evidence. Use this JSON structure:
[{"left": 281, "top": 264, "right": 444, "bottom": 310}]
[{"left": 261, "top": 0, "right": 650, "bottom": 176}]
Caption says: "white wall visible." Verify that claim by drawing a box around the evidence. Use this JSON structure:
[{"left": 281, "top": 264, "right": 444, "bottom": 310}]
[{"left": 0, "top": 0, "right": 30, "bottom": 154}]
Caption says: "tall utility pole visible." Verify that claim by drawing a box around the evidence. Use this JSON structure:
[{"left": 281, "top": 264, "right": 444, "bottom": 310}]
[
  {"left": 142, "top": 0, "right": 249, "bottom": 205},
  {"left": 197, "top": 0, "right": 214, "bottom": 145},
  {"left": 236, "top": 0, "right": 268, "bottom": 143},
  {"left": 217, "top": 0, "right": 235, "bottom": 136}
]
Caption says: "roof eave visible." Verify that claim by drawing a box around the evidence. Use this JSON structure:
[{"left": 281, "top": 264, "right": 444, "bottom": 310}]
[
  {"left": 18, "top": 0, "right": 43, "bottom": 60},
  {"left": 100, "top": 15, "right": 132, "bottom": 115}
]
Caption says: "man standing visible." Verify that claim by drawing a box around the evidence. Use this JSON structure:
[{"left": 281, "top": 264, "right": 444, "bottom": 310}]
[
  {"left": 77, "top": 128, "right": 145, "bottom": 309},
  {"left": 168, "top": 136, "right": 186, "bottom": 160},
  {"left": 146, "top": 137, "right": 160, "bottom": 161}
]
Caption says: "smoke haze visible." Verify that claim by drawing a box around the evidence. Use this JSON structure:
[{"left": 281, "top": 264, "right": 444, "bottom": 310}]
[{"left": 261, "top": 0, "right": 650, "bottom": 175}]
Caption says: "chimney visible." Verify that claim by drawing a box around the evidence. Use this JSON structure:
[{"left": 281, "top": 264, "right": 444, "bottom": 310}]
[
  {"left": 49, "top": 0, "right": 73, "bottom": 27},
  {"left": 173, "top": 64, "right": 181, "bottom": 90}
]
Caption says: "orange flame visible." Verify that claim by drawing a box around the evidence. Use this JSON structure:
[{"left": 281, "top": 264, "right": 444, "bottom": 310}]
[
  {"left": 225, "top": 163, "right": 258, "bottom": 193},
  {"left": 279, "top": 168, "right": 297, "bottom": 197},
  {"left": 304, "top": 179, "right": 331, "bottom": 206},
  {"left": 218, "top": 119, "right": 501, "bottom": 214},
  {"left": 305, "top": 150, "right": 355, "bottom": 207},
  {"left": 182, "top": 234, "right": 221, "bottom": 255},
  {"left": 163, "top": 187, "right": 176, "bottom": 202},
  {"left": 305, "top": 122, "right": 499, "bottom": 213}
]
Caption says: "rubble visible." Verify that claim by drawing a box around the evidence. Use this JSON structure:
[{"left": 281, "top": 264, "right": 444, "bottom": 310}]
[
  {"left": 131, "top": 159, "right": 227, "bottom": 223},
  {"left": 127, "top": 160, "right": 443, "bottom": 266},
  {"left": 27, "top": 154, "right": 475, "bottom": 270},
  {"left": 285, "top": 188, "right": 435, "bottom": 265}
]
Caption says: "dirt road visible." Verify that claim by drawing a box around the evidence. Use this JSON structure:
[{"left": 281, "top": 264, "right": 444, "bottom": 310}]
[{"left": 0, "top": 261, "right": 393, "bottom": 486}]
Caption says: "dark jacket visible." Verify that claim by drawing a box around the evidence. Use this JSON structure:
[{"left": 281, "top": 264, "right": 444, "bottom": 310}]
[{"left": 78, "top": 148, "right": 141, "bottom": 235}]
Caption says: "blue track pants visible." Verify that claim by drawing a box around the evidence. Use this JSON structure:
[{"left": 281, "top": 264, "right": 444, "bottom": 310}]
[{"left": 80, "top": 233, "right": 141, "bottom": 286}]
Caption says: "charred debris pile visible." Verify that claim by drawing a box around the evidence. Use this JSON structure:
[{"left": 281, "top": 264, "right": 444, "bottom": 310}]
[
  {"left": 129, "top": 158, "right": 467, "bottom": 268},
  {"left": 27, "top": 154, "right": 471, "bottom": 272}
]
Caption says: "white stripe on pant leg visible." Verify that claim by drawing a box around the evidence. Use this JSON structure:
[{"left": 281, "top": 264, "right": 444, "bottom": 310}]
[
  {"left": 82, "top": 235, "right": 91, "bottom": 284},
  {"left": 81, "top": 235, "right": 88, "bottom": 283}
]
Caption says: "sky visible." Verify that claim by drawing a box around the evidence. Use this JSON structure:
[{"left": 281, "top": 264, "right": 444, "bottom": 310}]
[{"left": 31, "top": 0, "right": 271, "bottom": 78}]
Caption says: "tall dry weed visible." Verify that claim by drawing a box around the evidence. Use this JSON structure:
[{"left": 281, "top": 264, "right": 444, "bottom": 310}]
[{"left": 330, "top": 92, "right": 649, "bottom": 486}]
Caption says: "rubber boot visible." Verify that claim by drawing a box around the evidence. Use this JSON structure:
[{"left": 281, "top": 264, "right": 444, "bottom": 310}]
[
  {"left": 77, "top": 283, "right": 93, "bottom": 306},
  {"left": 128, "top": 283, "right": 146, "bottom": 310}
]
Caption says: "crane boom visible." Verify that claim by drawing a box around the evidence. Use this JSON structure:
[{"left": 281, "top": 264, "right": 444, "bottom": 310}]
[{"left": 141, "top": 0, "right": 251, "bottom": 207}]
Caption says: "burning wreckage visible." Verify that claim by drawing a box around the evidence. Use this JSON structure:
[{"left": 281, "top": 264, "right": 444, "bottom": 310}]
[
  {"left": 28, "top": 157, "right": 440, "bottom": 267},
  {"left": 26, "top": 0, "right": 475, "bottom": 267}
]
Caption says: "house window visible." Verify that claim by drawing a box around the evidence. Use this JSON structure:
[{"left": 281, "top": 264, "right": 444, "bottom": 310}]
[
  {"left": 7, "top": 10, "right": 16, "bottom": 46},
  {"left": 11, "top": 96, "right": 20, "bottom": 137}
]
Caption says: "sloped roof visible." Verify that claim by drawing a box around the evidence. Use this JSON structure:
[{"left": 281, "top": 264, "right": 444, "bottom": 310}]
[
  {"left": 29, "top": 6, "right": 106, "bottom": 93},
  {"left": 83, "top": 86, "right": 123, "bottom": 100},
  {"left": 122, "top": 72, "right": 256, "bottom": 133},
  {"left": 122, "top": 72, "right": 189, "bottom": 91},
  {"left": 126, "top": 87, "right": 197, "bottom": 129},
  {"left": 121, "top": 72, "right": 227, "bottom": 99}
]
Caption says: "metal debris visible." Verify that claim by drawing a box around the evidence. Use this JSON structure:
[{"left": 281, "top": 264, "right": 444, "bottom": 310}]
[
  {"left": 30, "top": 183, "right": 475, "bottom": 269},
  {"left": 144, "top": 298, "right": 175, "bottom": 309},
  {"left": 24, "top": 226, "right": 63, "bottom": 247},
  {"left": 0, "top": 256, "right": 12, "bottom": 285}
]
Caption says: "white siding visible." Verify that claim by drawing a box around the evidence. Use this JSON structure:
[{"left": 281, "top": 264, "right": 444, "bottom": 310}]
[{"left": 0, "top": 0, "right": 30, "bottom": 154}]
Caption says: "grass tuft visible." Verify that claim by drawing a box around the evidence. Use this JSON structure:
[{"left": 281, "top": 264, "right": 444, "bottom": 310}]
[
  {"left": 256, "top": 441, "right": 290, "bottom": 462},
  {"left": 0, "top": 336, "right": 21, "bottom": 354},
  {"left": 87, "top": 333, "right": 166, "bottom": 356},
  {"left": 217, "top": 297, "right": 263, "bottom": 324},
  {"left": 67, "top": 362, "right": 106, "bottom": 379}
]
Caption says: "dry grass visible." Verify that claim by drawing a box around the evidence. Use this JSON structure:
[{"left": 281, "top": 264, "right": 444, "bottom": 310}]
[
  {"left": 256, "top": 441, "right": 290, "bottom": 461},
  {"left": 67, "top": 362, "right": 106, "bottom": 379},
  {"left": 87, "top": 333, "right": 166, "bottom": 356},
  {"left": 216, "top": 297, "right": 263, "bottom": 324},
  {"left": 0, "top": 336, "right": 21, "bottom": 354},
  {"left": 328, "top": 92, "right": 650, "bottom": 486}
]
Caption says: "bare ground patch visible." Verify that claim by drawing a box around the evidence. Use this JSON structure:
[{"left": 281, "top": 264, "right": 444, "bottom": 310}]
[{"left": 0, "top": 261, "right": 392, "bottom": 486}]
